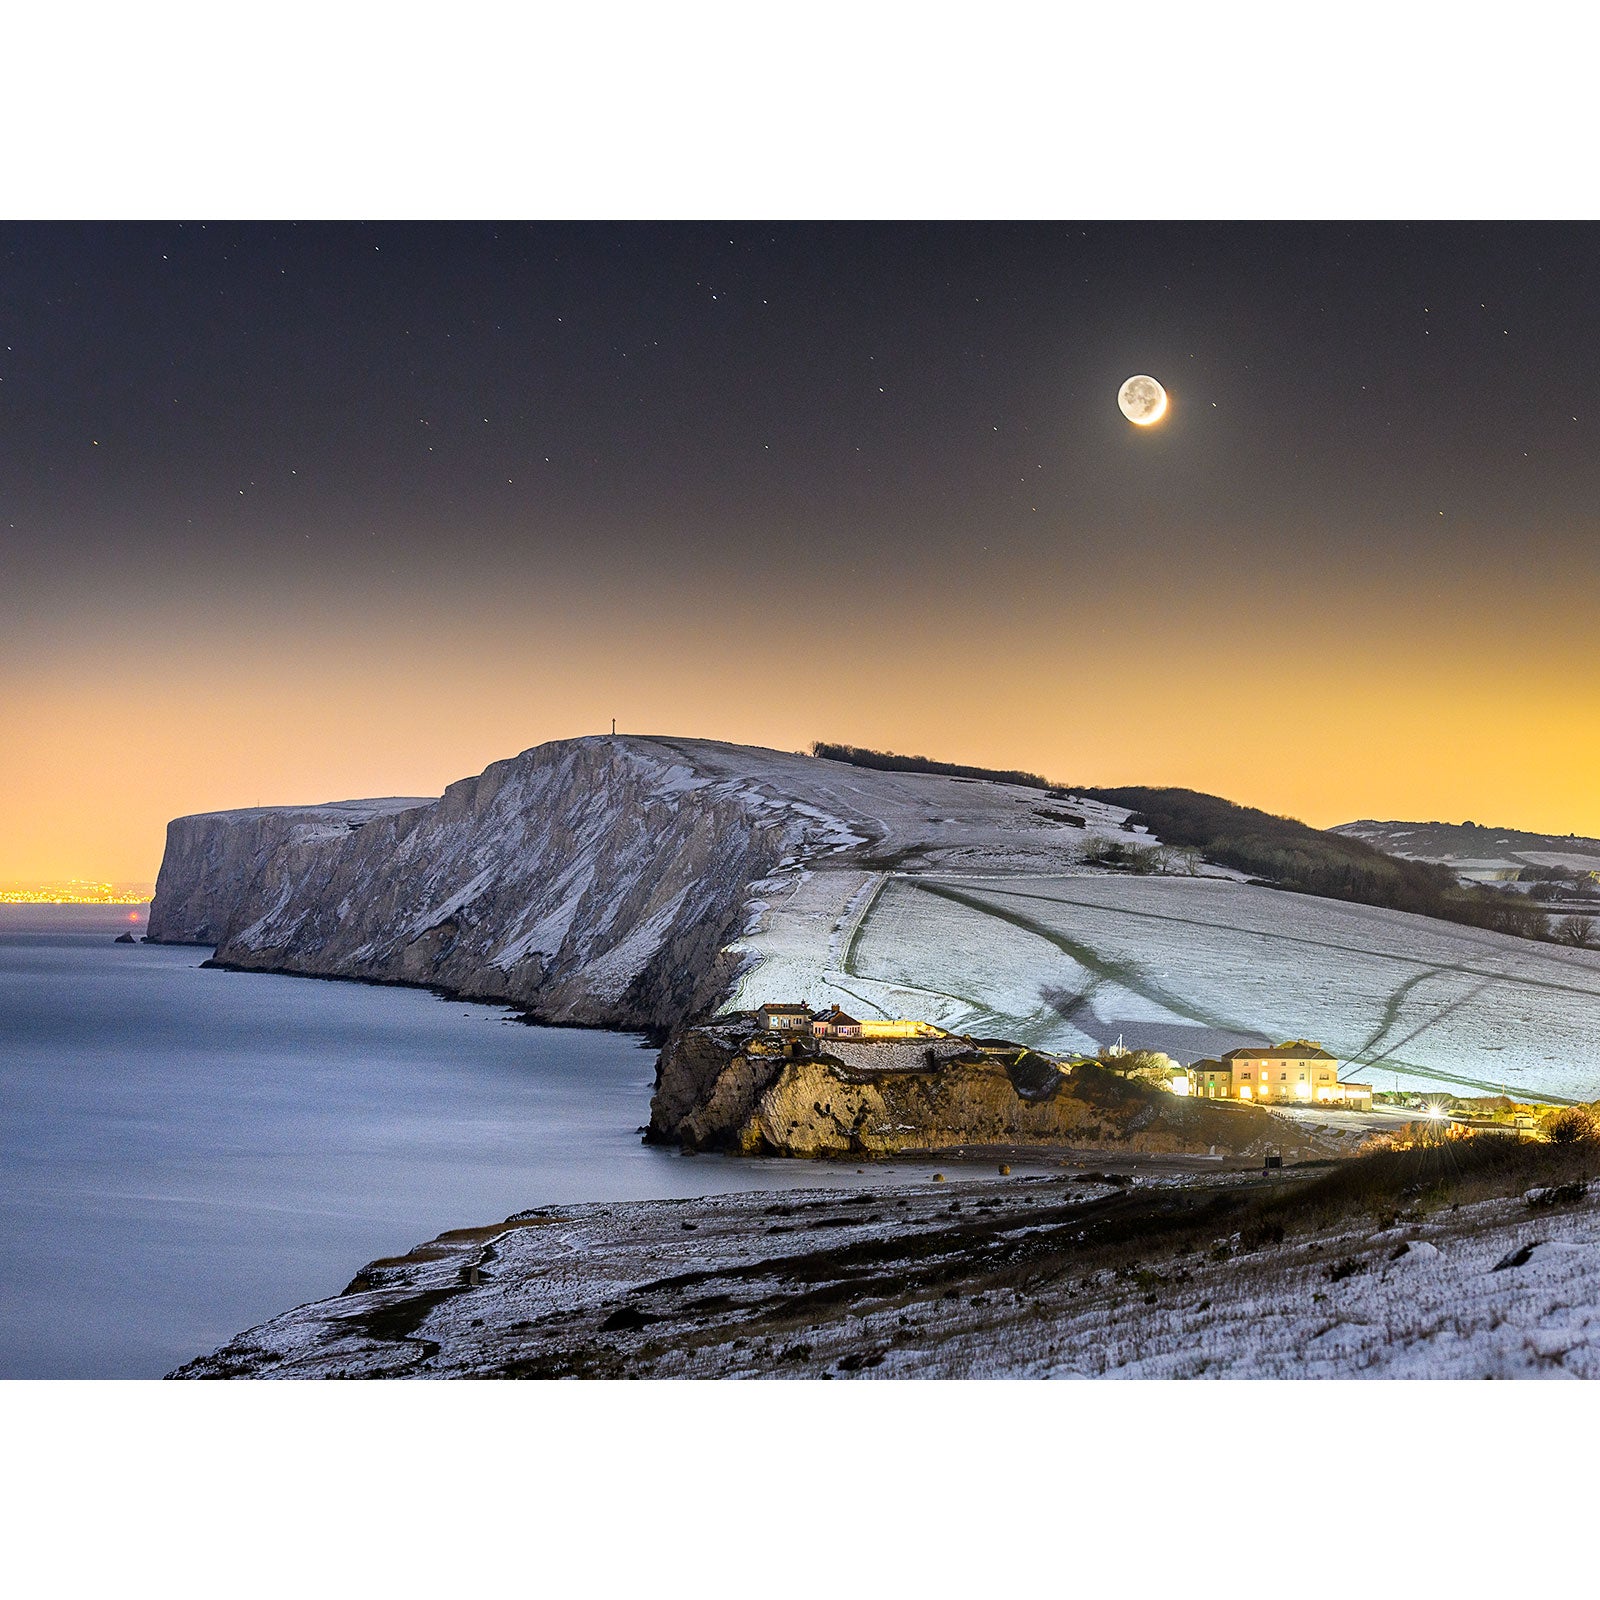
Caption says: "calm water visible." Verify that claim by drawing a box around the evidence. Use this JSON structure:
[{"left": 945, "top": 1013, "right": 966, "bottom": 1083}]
[{"left": 0, "top": 906, "right": 965, "bottom": 1379}]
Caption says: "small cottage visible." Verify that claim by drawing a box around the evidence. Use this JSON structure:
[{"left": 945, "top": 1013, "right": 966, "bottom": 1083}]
[
  {"left": 811, "top": 1006, "right": 862, "bottom": 1039},
  {"left": 757, "top": 1002, "right": 814, "bottom": 1033}
]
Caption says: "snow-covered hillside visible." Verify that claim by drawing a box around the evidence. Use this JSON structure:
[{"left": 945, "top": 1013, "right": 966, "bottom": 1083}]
[
  {"left": 1335, "top": 818, "right": 1600, "bottom": 875},
  {"left": 171, "top": 1167, "right": 1600, "bottom": 1381},
  {"left": 150, "top": 736, "right": 1600, "bottom": 1098},
  {"left": 739, "top": 871, "right": 1600, "bottom": 1102}
]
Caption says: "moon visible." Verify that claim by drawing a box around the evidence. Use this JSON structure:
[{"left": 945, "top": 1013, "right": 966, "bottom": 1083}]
[{"left": 1118, "top": 374, "right": 1168, "bottom": 426}]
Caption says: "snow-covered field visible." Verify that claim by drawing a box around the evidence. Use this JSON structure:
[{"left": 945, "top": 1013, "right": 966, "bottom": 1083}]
[
  {"left": 584, "top": 746, "right": 1600, "bottom": 1105},
  {"left": 730, "top": 867, "right": 1600, "bottom": 1102}
]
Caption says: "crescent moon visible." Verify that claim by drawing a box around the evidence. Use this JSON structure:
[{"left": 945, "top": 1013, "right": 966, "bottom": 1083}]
[{"left": 1118, "top": 374, "right": 1168, "bottom": 426}]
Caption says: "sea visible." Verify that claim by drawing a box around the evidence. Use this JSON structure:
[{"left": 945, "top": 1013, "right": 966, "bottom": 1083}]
[{"left": 0, "top": 905, "right": 972, "bottom": 1379}]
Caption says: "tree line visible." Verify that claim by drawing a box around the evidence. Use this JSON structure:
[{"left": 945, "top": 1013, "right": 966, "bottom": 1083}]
[
  {"left": 1077, "top": 785, "right": 1587, "bottom": 947},
  {"left": 810, "top": 741, "right": 1051, "bottom": 790}
]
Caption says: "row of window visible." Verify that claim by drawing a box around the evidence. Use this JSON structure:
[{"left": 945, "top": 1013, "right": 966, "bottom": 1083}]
[{"left": 1237, "top": 1069, "right": 1334, "bottom": 1081}]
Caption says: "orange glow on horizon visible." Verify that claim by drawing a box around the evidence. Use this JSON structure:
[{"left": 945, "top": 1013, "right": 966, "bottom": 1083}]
[{"left": 5, "top": 555, "right": 1600, "bottom": 884}]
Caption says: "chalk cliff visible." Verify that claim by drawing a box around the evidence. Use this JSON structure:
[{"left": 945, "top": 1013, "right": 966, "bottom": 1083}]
[
  {"left": 147, "top": 736, "right": 872, "bottom": 1032},
  {"left": 147, "top": 734, "right": 1128, "bottom": 1035},
  {"left": 148, "top": 732, "right": 1600, "bottom": 1106}
]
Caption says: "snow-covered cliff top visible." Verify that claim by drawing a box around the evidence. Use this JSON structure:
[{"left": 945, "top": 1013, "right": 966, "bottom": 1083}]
[{"left": 151, "top": 735, "right": 1600, "bottom": 1100}]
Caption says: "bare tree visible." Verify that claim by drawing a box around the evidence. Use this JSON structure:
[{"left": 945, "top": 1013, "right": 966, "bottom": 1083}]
[
  {"left": 1168, "top": 845, "right": 1202, "bottom": 876},
  {"left": 1554, "top": 914, "right": 1596, "bottom": 949}
]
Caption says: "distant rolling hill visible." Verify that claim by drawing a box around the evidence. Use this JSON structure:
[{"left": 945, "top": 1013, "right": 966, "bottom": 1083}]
[{"left": 1333, "top": 819, "right": 1600, "bottom": 876}]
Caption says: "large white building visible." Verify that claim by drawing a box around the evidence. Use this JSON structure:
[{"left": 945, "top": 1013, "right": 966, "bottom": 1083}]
[{"left": 1190, "top": 1043, "right": 1372, "bottom": 1110}]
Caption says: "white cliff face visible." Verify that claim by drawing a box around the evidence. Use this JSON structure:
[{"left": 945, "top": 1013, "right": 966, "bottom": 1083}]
[
  {"left": 148, "top": 738, "right": 872, "bottom": 1031},
  {"left": 146, "top": 735, "right": 1128, "bottom": 1033},
  {"left": 148, "top": 798, "right": 432, "bottom": 948}
]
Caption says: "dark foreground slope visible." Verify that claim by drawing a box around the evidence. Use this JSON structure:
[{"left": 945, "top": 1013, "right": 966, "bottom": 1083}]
[{"left": 172, "top": 1138, "right": 1600, "bottom": 1380}]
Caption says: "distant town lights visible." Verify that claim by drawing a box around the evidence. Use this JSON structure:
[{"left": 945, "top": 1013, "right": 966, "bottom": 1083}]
[{"left": 0, "top": 880, "right": 152, "bottom": 905}]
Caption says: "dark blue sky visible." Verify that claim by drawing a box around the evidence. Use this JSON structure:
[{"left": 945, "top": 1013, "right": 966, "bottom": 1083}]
[{"left": 9, "top": 221, "right": 1600, "bottom": 596}]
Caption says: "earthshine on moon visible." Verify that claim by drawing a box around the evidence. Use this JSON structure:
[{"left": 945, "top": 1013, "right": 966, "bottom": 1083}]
[{"left": 1118, "top": 374, "right": 1168, "bottom": 426}]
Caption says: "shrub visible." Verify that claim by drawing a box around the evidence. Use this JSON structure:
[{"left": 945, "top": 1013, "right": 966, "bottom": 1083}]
[
  {"left": 1543, "top": 1106, "right": 1599, "bottom": 1145},
  {"left": 1083, "top": 838, "right": 1164, "bottom": 874},
  {"left": 1067, "top": 1060, "right": 1156, "bottom": 1109}
]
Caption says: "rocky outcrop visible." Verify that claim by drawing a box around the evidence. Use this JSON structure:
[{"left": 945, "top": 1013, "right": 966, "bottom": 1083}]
[
  {"left": 649, "top": 1019, "right": 1340, "bottom": 1160},
  {"left": 146, "top": 737, "right": 859, "bottom": 1034}
]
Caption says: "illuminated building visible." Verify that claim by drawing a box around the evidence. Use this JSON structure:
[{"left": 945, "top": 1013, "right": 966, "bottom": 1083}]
[{"left": 1190, "top": 1043, "right": 1373, "bottom": 1110}]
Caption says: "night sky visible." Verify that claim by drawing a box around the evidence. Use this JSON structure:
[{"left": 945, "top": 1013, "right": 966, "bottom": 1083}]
[{"left": 6, "top": 221, "right": 1600, "bottom": 883}]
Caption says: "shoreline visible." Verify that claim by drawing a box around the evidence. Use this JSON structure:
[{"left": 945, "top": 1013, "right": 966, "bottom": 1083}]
[{"left": 193, "top": 952, "right": 673, "bottom": 1045}]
